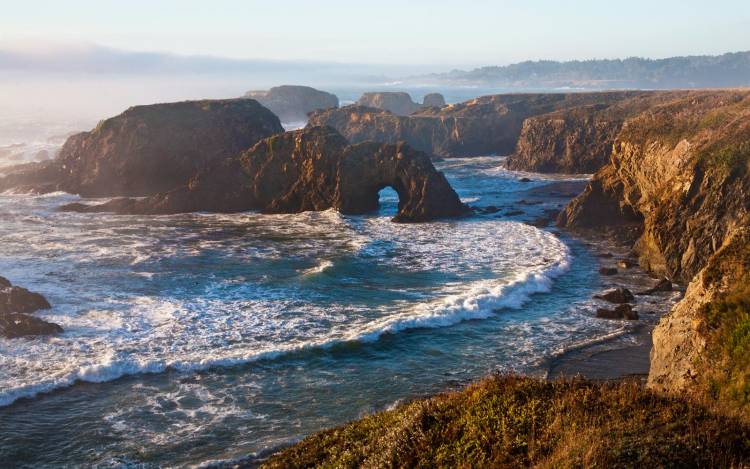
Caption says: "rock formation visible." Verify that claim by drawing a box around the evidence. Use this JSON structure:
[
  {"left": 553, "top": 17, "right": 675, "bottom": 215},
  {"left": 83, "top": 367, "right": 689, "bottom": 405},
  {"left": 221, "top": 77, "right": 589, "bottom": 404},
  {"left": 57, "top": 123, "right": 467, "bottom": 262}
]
[
  {"left": 310, "top": 92, "right": 646, "bottom": 159},
  {"left": 0, "top": 99, "right": 283, "bottom": 197},
  {"left": 61, "top": 126, "right": 470, "bottom": 223},
  {"left": 0, "top": 276, "right": 62, "bottom": 339},
  {"left": 243, "top": 85, "right": 339, "bottom": 123},
  {"left": 356, "top": 92, "right": 422, "bottom": 116},
  {"left": 422, "top": 93, "right": 446, "bottom": 108},
  {"left": 557, "top": 89, "right": 750, "bottom": 409}
]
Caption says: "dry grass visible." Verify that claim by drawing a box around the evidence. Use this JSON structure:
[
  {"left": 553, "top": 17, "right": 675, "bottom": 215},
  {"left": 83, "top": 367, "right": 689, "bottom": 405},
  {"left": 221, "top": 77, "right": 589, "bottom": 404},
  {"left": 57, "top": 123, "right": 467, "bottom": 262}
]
[{"left": 262, "top": 375, "right": 750, "bottom": 468}]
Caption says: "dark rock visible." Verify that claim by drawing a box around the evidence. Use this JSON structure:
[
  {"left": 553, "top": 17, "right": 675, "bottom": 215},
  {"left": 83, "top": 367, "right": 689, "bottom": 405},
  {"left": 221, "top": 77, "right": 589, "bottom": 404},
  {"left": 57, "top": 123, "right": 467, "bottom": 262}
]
[
  {"left": 519, "top": 177, "right": 532, "bottom": 183},
  {"left": 481, "top": 206, "right": 501, "bottom": 214},
  {"left": 244, "top": 85, "right": 339, "bottom": 123},
  {"left": 596, "top": 304, "right": 638, "bottom": 320},
  {"left": 0, "top": 276, "right": 10, "bottom": 288},
  {"left": 60, "top": 126, "right": 470, "bottom": 223},
  {"left": 599, "top": 267, "right": 618, "bottom": 276},
  {"left": 638, "top": 278, "right": 673, "bottom": 295},
  {"left": 0, "top": 285, "right": 51, "bottom": 315},
  {"left": 504, "top": 210, "right": 525, "bottom": 217},
  {"left": 422, "top": 93, "right": 446, "bottom": 108},
  {"left": 594, "top": 288, "right": 635, "bottom": 304},
  {"left": 0, "top": 100, "right": 284, "bottom": 197},
  {"left": 0, "top": 313, "right": 63, "bottom": 339},
  {"left": 597, "top": 253, "right": 614, "bottom": 258}
]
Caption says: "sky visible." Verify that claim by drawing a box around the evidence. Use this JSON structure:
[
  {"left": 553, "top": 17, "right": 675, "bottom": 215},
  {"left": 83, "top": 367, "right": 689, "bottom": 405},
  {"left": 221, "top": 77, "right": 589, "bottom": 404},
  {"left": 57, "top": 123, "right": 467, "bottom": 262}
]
[{"left": 2, "top": 0, "right": 749, "bottom": 67}]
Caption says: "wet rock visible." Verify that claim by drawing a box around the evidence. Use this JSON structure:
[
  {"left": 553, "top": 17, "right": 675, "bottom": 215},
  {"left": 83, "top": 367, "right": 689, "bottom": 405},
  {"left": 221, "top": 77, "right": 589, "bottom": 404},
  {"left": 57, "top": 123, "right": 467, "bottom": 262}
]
[
  {"left": 597, "top": 253, "right": 614, "bottom": 258},
  {"left": 0, "top": 285, "right": 51, "bottom": 315},
  {"left": 599, "top": 267, "right": 618, "bottom": 276},
  {"left": 596, "top": 304, "right": 638, "bottom": 320},
  {"left": 594, "top": 288, "right": 635, "bottom": 304},
  {"left": 519, "top": 177, "right": 532, "bottom": 183},
  {"left": 480, "top": 206, "right": 501, "bottom": 214},
  {"left": 0, "top": 313, "right": 63, "bottom": 339},
  {"left": 0, "top": 277, "right": 62, "bottom": 339},
  {"left": 504, "top": 209, "right": 525, "bottom": 217}
]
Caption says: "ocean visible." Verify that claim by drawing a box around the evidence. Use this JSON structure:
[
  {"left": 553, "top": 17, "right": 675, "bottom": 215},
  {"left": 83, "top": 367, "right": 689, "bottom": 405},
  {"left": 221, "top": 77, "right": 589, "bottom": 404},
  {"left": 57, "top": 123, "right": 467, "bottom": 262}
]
[{"left": 0, "top": 143, "right": 657, "bottom": 466}]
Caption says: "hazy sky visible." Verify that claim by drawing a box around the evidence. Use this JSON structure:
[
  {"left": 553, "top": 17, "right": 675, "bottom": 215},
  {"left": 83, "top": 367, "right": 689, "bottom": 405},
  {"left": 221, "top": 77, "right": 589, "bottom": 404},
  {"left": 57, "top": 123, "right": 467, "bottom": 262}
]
[{"left": 2, "top": 0, "right": 749, "bottom": 66}]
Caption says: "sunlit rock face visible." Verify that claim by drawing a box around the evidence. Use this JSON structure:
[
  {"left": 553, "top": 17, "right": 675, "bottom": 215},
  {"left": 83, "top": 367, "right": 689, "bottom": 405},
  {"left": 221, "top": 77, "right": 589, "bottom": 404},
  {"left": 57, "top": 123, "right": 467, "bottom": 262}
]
[
  {"left": 62, "top": 126, "right": 470, "bottom": 223},
  {"left": 0, "top": 99, "right": 284, "bottom": 197},
  {"left": 244, "top": 85, "right": 339, "bottom": 123}
]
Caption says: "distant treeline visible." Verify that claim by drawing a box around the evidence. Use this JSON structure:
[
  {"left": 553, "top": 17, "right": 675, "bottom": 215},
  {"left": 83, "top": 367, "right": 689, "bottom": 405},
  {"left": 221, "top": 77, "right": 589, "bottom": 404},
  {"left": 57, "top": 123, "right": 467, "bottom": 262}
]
[{"left": 427, "top": 51, "right": 750, "bottom": 89}]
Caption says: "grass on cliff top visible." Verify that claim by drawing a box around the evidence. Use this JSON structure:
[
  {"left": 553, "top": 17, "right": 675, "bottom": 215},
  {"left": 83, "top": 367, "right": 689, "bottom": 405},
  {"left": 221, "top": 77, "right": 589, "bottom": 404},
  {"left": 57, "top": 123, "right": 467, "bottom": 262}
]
[{"left": 262, "top": 375, "right": 750, "bottom": 469}]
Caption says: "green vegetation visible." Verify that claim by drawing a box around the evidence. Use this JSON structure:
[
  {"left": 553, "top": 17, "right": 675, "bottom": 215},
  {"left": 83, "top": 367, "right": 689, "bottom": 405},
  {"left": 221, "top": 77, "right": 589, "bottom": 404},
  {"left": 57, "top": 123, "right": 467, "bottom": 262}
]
[
  {"left": 263, "top": 376, "right": 750, "bottom": 468},
  {"left": 700, "top": 233, "right": 750, "bottom": 416}
]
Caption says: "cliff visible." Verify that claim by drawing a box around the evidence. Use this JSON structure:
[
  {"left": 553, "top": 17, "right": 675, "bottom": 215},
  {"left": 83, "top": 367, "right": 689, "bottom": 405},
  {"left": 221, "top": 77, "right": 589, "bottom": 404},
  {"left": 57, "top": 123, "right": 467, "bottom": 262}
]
[
  {"left": 507, "top": 92, "right": 684, "bottom": 173},
  {"left": 309, "top": 91, "right": 646, "bottom": 158},
  {"left": 0, "top": 99, "right": 283, "bottom": 197},
  {"left": 558, "top": 89, "right": 750, "bottom": 412},
  {"left": 244, "top": 85, "right": 339, "bottom": 123},
  {"left": 62, "top": 126, "right": 469, "bottom": 223}
]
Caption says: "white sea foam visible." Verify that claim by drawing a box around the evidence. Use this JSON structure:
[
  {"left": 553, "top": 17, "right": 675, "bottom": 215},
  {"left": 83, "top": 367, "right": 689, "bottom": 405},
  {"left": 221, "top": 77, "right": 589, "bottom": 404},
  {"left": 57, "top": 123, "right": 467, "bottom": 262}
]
[{"left": 0, "top": 192, "right": 575, "bottom": 407}]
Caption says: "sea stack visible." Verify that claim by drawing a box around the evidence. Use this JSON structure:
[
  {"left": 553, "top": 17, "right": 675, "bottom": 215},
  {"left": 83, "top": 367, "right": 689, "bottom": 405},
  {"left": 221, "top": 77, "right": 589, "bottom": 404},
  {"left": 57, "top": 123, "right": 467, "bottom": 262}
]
[{"left": 244, "top": 85, "right": 339, "bottom": 123}]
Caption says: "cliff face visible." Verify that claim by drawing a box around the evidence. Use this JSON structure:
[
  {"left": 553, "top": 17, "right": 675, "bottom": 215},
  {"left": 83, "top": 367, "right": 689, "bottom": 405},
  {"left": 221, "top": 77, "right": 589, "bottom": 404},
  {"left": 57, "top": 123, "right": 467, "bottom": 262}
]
[
  {"left": 63, "top": 126, "right": 469, "bottom": 223},
  {"left": 0, "top": 99, "right": 283, "bottom": 197},
  {"left": 507, "top": 93, "right": 682, "bottom": 173},
  {"left": 558, "top": 90, "right": 750, "bottom": 409},
  {"left": 244, "top": 85, "right": 339, "bottom": 123},
  {"left": 310, "top": 92, "right": 646, "bottom": 158}
]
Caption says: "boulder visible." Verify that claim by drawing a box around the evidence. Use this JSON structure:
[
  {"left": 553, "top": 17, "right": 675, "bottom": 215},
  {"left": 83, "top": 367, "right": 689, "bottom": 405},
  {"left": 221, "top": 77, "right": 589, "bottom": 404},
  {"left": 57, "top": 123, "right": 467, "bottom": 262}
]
[
  {"left": 0, "top": 313, "right": 63, "bottom": 339},
  {"left": 0, "top": 99, "right": 284, "bottom": 197},
  {"left": 599, "top": 267, "right": 618, "bottom": 276},
  {"left": 594, "top": 288, "right": 635, "bottom": 304},
  {"left": 0, "top": 277, "right": 61, "bottom": 339},
  {"left": 60, "top": 127, "right": 470, "bottom": 223},
  {"left": 638, "top": 278, "right": 673, "bottom": 295},
  {"left": 244, "top": 85, "right": 339, "bottom": 123},
  {"left": 596, "top": 304, "right": 638, "bottom": 320},
  {"left": 0, "top": 286, "right": 51, "bottom": 314}
]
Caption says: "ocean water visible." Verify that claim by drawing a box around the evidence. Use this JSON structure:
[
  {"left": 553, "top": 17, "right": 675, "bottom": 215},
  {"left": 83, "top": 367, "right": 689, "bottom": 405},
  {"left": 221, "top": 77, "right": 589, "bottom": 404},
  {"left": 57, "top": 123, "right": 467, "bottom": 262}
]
[{"left": 0, "top": 154, "right": 639, "bottom": 467}]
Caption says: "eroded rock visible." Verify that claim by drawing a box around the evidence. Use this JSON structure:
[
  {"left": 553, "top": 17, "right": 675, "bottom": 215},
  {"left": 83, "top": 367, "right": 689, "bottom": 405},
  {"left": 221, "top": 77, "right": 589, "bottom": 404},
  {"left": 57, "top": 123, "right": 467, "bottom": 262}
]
[
  {"left": 244, "top": 85, "right": 339, "bottom": 123},
  {"left": 594, "top": 288, "right": 635, "bottom": 304}
]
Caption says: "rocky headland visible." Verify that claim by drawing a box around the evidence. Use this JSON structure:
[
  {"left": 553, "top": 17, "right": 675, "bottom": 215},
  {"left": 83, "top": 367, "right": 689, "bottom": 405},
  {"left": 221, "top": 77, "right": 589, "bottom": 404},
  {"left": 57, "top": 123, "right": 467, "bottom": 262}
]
[
  {"left": 309, "top": 91, "right": 646, "bottom": 162},
  {"left": 244, "top": 85, "right": 339, "bottom": 123},
  {"left": 0, "top": 99, "right": 283, "bottom": 197},
  {"left": 62, "top": 126, "right": 469, "bottom": 222},
  {"left": 0, "top": 276, "right": 61, "bottom": 339},
  {"left": 558, "top": 89, "right": 750, "bottom": 411}
]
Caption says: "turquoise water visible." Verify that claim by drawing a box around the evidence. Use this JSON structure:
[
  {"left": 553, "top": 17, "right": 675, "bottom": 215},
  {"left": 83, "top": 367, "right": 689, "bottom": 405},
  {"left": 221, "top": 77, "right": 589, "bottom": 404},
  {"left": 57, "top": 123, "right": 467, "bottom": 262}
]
[{"left": 0, "top": 157, "right": 629, "bottom": 467}]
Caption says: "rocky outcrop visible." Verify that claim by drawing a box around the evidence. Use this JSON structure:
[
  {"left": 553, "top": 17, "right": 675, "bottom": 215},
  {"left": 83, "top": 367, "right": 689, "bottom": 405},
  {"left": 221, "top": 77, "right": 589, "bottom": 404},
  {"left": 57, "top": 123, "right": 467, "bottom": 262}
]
[
  {"left": 310, "top": 92, "right": 646, "bottom": 158},
  {"left": 0, "top": 276, "right": 62, "bottom": 339},
  {"left": 356, "top": 92, "right": 422, "bottom": 116},
  {"left": 61, "top": 126, "right": 469, "bottom": 223},
  {"left": 557, "top": 90, "right": 750, "bottom": 404},
  {"left": 244, "top": 85, "right": 339, "bottom": 123},
  {"left": 422, "top": 93, "right": 446, "bottom": 108},
  {"left": 0, "top": 99, "right": 283, "bottom": 197}
]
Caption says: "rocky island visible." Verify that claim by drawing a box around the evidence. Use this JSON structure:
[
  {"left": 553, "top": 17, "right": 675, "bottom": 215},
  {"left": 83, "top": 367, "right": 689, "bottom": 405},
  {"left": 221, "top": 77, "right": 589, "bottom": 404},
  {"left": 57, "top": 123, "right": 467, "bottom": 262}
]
[
  {"left": 355, "top": 91, "right": 445, "bottom": 116},
  {"left": 61, "top": 126, "right": 469, "bottom": 222},
  {"left": 0, "top": 99, "right": 284, "bottom": 197},
  {"left": 244, "top": 85, "right": 339, "bottom": 123},
  {"left": 0, "top": 276, "right": 61, "bottom": 339}
]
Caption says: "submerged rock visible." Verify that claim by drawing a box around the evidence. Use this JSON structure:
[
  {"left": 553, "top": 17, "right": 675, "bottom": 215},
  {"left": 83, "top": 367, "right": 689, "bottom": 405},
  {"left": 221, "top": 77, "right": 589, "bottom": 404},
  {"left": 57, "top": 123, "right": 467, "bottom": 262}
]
[
  {"left": 61, "top": 126, "right": 470, "bottom": 223},
  {"left": 244, "top": 85, "right": 339, "bottom": 123},
  {"left": 0, "top": 99, "right": 284, "bottom": 197}
]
